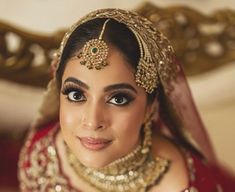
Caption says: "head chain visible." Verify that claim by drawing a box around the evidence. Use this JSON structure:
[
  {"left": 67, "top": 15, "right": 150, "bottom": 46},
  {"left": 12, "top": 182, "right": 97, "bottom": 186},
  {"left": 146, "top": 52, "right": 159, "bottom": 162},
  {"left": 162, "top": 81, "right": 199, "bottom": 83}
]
[{"left": 55, "top": 9, "right": 178, "bottom": 93}]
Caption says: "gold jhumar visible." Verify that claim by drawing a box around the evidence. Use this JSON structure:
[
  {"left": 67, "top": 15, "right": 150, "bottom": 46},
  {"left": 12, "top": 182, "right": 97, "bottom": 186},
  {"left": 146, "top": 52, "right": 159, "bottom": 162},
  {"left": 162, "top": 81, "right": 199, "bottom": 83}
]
[{"left": 56, "top": 9, "right": 179, "bottom": 93}]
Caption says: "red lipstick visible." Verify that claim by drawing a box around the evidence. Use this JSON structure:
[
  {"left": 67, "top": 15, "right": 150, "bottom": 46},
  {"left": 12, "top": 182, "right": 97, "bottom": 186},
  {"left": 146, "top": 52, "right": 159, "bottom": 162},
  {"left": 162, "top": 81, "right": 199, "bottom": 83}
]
[{"left": 78, "top": 137, "right": 112, "bottom": 151}]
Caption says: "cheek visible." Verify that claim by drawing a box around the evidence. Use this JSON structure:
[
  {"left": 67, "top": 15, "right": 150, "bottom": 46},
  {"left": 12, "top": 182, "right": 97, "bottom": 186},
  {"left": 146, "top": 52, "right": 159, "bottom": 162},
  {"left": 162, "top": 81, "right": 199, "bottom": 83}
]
[
  {"left": 112, "top": 105, "right": 146, "bottom": 142},
  {"left": 59, "top": 98, "right": 82, "bottom": 139}
]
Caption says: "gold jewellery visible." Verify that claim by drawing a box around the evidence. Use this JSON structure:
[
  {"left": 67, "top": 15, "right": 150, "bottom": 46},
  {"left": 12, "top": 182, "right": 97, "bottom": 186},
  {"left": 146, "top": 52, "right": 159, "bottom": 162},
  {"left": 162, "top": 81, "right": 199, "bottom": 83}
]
[
  {"left": 77, "top": 19, "right": 110, "bottom": 70},
  {"left": 66, "top": 120, "right": 170, "bottom": 192},
  {"left": 56, "top": 9, "right": 178, "bottom": 93}
]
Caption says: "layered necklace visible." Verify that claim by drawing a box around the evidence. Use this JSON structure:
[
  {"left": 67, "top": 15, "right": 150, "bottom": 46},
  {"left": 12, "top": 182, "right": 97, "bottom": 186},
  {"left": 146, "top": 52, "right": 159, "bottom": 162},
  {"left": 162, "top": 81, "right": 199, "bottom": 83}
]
[{"left": 66, "top": 121, "right": 170, "bottom": 192}]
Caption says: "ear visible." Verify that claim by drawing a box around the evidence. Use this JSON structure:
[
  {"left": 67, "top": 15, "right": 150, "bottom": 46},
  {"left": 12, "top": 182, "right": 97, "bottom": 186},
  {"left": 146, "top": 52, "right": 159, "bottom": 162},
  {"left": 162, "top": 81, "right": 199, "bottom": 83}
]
[{"left": 144, "top": 99, "right": 159, "bottom": 123}]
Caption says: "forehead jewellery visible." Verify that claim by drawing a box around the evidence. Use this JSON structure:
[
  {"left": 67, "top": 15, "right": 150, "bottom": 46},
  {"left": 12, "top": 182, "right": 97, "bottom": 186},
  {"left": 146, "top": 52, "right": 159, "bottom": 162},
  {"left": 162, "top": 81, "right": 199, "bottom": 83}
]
[{"left": 55, "top": 9, "right": 178, "bottom": 93}]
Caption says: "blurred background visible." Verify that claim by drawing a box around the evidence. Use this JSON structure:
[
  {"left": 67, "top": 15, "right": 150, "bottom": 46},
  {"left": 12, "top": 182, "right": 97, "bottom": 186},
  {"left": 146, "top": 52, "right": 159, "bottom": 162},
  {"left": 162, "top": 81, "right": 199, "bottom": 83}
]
[{"left": 0, "top": 0, "right": 235, "bottom": 191}]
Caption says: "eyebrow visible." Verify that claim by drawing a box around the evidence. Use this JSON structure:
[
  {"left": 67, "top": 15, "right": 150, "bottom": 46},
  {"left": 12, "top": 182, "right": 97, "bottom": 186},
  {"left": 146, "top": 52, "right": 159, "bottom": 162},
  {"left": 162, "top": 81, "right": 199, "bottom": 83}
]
[
  {"left": 64, "top": 77, "right": 89, "bottom": 90},
  {"left": 63, "top": 77, "right": 137, "bottom": 93},
  {"left": 104, "top": 83, "right": 137, "bottom": 93}
]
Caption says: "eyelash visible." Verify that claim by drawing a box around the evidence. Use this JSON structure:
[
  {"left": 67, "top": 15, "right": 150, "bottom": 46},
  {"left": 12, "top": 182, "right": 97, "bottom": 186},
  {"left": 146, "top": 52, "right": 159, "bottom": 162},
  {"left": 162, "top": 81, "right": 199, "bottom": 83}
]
[
  {"left": 108, "top": 92, "right": 134, "bottom": 106},
  {"left": 61, "top": 84, "right": 86, "bottom": 102},
  {"left": 61, "top": 84, "right": 135, "bottom": 106}
]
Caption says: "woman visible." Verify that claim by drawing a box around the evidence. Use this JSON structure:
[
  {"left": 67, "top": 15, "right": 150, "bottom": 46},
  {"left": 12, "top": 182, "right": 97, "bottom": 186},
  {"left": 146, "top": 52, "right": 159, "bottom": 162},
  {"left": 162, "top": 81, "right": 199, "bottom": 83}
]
[{"left": 18, "top": 9, "right": 235, "bottom": 192}]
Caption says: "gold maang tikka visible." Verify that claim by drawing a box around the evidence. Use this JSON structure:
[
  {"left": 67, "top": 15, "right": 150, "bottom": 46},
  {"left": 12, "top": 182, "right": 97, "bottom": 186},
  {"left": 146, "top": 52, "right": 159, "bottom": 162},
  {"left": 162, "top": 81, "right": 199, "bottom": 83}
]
[{"left": 77, "top": 19, "right": 110, "bottom": 70}]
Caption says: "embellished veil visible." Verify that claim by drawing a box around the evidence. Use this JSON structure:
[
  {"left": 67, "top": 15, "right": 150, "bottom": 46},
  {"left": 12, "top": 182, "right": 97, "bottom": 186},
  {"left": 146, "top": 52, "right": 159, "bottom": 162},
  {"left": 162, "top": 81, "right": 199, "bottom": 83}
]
[{"left": 31, "top": 8, "right": 216, "bottom": 166}]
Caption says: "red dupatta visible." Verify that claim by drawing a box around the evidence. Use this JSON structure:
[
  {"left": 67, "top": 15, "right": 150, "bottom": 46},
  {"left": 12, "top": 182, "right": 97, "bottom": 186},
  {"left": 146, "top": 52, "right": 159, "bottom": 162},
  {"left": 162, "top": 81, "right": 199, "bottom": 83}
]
[{"left": 156, "top": 56, "right": 216, "bottom": 164}]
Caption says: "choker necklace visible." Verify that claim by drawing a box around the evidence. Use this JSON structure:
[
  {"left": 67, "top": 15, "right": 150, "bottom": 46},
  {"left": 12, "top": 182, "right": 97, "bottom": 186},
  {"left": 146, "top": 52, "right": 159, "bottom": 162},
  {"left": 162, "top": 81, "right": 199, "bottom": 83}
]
[{"left": 66, "top": 121, "right": 170, "bottom": 192}]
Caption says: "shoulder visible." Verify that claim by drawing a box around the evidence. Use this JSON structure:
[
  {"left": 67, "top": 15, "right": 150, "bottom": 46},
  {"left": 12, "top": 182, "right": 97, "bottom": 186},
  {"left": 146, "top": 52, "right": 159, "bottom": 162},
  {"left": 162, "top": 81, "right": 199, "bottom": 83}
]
[
  {"left": 18, "top": 121, "right": 58, "bottom": 172},
  {"left": 188, "top": 152, "right": 235, "bottom": 191},
  {"left": 150, "top": 133, "right": 189, "bottom": 191},
  {"left": 18, "top": 121, "right": 59, "bottom": 165},
  {"left": 29, "top": 121, "right": 59, "bottom": 147},
  {"left": 150, "top": 133, "right": 234, "bottom": 192},
  {"left": 18, "top": 121, "right": 70, "bottom": 191}
]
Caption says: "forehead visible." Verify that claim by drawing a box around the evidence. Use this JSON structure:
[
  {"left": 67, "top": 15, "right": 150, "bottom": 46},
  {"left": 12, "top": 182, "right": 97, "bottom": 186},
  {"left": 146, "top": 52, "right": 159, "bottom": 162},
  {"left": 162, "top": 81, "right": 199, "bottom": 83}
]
[{"left": 62, "top": 46, "right": 137, "bottom": 87}]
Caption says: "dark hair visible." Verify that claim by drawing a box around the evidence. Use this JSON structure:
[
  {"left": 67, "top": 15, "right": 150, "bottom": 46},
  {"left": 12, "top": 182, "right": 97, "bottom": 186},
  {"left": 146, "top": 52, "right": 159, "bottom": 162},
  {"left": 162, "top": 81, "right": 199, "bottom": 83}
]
[{"left": 56, "top": 18, "right": 157, "bottom": 103}]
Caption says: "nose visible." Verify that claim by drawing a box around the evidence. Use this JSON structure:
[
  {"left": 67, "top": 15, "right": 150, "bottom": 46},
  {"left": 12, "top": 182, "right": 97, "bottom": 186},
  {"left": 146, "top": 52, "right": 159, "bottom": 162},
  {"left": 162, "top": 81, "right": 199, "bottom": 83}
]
[{"left": 81, "top": 101, "right": 106, "bottom": 130}]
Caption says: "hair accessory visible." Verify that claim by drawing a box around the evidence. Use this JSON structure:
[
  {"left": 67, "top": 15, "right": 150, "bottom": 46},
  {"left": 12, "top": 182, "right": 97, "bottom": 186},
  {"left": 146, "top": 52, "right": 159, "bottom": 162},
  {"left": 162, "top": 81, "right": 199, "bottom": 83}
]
[
  {"left": 57, "top": 9, "right": 178, "bottom": 93},
  {"left": 77, "top": 19, "right": 110, "bottom": 70}
]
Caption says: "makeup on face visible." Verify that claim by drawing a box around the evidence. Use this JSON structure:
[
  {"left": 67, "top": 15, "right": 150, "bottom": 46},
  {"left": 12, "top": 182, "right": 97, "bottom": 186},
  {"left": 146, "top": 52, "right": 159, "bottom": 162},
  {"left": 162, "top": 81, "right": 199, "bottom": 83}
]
[
  {"left": 77, "top": 136, "right": 112, "bottom": 151},
  {"left": 59, "top": 47, "right": 149, "bottom": 168},
  {"left": 61, "top": 77, "right": 137, "bottom": 106}
]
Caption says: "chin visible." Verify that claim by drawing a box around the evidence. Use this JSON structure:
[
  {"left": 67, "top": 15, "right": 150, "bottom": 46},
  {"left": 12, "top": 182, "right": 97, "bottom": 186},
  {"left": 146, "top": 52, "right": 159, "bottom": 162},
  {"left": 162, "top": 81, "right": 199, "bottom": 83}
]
[
  {"left": 78, "top": 154, "right": 113, "bottom": 169},
  {"left": 74, "top": 140, "right": 120, "bottom": 169}
]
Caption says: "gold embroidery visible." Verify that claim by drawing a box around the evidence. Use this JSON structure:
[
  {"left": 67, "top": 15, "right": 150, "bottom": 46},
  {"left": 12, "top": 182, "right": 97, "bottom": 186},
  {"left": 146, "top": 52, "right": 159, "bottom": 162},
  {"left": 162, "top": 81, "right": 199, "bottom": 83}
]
[
  {"left": 182, "top": 150, "right": 198, "bottom": 192},
  {"left": 18, "top": 126, "right": 78, "bottom": 192},
  {"left": 185, "top": 152, "right": 196, "bottom": 182}
]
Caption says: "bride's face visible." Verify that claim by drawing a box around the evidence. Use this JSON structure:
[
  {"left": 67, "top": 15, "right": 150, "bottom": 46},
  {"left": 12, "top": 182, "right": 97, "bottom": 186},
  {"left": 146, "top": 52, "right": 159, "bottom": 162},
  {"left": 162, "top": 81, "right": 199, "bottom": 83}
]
[{"left": 60, "top": 46, "right": 150, "bottom": 168}]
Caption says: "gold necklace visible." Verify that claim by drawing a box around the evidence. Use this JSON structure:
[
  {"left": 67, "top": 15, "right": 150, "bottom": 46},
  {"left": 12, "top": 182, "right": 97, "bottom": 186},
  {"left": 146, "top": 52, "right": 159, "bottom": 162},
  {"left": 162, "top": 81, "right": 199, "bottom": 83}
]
[{"left": 66, "top": 121, "right": 170, "bottom": 192}]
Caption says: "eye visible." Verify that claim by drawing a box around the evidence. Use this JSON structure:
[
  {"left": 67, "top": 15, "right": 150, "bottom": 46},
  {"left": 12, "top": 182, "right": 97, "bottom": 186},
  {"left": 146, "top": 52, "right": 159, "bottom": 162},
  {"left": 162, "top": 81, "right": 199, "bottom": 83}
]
[
  {"left": 67, "top": 91, "right": 86, "bottom": 102},
  {"left": 108, "top": 93, "right": 134, "bottom": 106},
  {"left": 61, "top": 84, "right": 86, "bottom": 102}
]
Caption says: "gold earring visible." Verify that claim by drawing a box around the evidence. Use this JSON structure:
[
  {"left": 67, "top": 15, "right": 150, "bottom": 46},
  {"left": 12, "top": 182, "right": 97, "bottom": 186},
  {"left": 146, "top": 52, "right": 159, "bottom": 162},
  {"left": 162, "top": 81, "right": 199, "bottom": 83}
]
[
  {"left": 77, "top": 19, "right": 110, "bottom": 70},
  {"left": 141, "top": 118, "right": 152, "bottom": 154},
  {"left": 142, "top": 102, "right": 158, "bottom": 153}
]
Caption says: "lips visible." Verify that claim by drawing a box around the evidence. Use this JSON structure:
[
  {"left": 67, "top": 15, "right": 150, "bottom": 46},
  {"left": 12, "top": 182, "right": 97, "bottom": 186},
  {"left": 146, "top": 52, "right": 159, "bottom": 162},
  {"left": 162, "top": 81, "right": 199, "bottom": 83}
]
[{"left": 78, "top": 137, "right": 112, "bottom": 151}]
